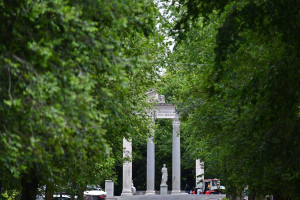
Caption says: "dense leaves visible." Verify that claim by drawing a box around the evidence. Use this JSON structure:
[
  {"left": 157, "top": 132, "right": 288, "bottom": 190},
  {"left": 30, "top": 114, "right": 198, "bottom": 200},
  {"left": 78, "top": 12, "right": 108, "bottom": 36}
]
[
  {"left": 1, "top": 0, "right": 300, "bottom": 199},
  {"left": 163, "top": 0, "right": 300, "bottom": 199},
  {"left": 0, "top": 0, "right": 164, "bottom": 199}
]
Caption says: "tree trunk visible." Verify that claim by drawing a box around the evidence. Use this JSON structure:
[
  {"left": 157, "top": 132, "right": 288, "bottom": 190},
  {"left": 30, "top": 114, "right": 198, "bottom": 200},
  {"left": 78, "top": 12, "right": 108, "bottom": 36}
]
[
  {"left": 20, "top": 167, "right": 39, "bottom": 200},
  {"left": 70, "top": 181, "right": 76, "bottom": 200},
  {"left": 0, "top": 180, "right": 2, "bottom": 197},
  {"left": 248, "top": 190, "right": 256, "bottom": 200},
  {"left": 45, "top": 183, "right": 54, "bottom": 200},
  {"left": 76, "top": 186, "right": 85, "bottom": 200}
]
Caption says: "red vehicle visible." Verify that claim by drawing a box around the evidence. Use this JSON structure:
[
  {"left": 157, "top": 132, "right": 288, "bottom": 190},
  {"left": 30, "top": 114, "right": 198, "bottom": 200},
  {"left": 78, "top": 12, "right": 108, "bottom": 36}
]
[
  {"left": 205, "top": 190, "right": 222, "bottom": 195},
  {"left": 196, "top": 179, "right": 225, "bottom": 194}
]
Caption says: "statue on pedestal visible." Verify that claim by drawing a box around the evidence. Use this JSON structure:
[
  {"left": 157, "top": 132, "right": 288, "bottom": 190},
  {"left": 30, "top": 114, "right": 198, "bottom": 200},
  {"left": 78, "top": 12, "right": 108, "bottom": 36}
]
[{"left": 161, "top": 164, "right": 168, "bottom": 186}]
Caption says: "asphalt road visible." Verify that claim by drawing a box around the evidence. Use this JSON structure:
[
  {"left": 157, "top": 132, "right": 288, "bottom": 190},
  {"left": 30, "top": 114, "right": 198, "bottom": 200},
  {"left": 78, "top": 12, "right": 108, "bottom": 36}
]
[{"left": 111, "top": 194, "right": 226, "bottom": 200}]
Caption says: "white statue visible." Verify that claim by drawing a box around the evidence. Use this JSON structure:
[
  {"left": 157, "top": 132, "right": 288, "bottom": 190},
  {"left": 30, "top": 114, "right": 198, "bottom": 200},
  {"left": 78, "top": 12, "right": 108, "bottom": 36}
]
[{"left": 161, "top": 164, "right": 168, "bottom": 186}]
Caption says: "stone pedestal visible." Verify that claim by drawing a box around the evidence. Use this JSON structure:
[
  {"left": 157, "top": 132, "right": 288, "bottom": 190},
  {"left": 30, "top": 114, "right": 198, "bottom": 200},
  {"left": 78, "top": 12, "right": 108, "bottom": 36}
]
[
  {"left": 105, "top": 180, "right": 114, "bottom": 197},
  {"left": 160, "top": 185, "right": 168, "bottom": 195},
  {"left": 171, "top": 117, "right": 181, "bottom": 195},
  {"left": 121, "top": 138, "right": 133, "bottom": 196}
]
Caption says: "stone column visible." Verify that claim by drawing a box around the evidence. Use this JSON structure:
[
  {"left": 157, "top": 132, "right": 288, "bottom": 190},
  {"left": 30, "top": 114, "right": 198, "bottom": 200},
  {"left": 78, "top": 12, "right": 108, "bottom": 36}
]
[
  {"left": 121, "top": 138, "right": 133, "bottom": 196},
  {"left": 146, "top": 121, "right": 155, "bottom": 195},
  {"left": 196, "top": 159, "right": 204, "bottom": 186},
  {"left": 171, "top": 117, "right": 181, "bottom": 194}
]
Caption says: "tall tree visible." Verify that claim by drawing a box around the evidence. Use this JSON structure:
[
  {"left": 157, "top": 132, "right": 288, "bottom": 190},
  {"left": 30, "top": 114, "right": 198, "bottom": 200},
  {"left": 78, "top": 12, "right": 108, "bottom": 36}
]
[
  {"left": 0, "top": 0, "right": 164, "bottom": 199},
  {"left": 163, "top": 0, "right": 300, "bottom": 199}
]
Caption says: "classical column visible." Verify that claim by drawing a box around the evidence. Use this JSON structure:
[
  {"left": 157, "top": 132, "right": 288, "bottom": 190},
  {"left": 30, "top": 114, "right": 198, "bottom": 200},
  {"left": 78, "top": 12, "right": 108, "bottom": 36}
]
[
  {"left": 171, "top": 117, "right": 181, "bottom": 194},
  {"left": 121, "top": 138, "right": 133, "bottom": 196},
  {"left": 146, "top": 122, "right": 155, "bottom": 195},
  {"left": 195, "top": 159, "right": 204, "bottom": 186}
]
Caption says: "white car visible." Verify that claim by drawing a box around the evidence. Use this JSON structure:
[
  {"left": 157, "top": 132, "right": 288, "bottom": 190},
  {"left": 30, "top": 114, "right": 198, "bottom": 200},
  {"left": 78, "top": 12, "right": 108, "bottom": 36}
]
[
  {"left": 84, "top": 189, "right": 106, "bottom": 200},
  {"left": 53, "top": 194, "right": 72, "bottom": 200}
]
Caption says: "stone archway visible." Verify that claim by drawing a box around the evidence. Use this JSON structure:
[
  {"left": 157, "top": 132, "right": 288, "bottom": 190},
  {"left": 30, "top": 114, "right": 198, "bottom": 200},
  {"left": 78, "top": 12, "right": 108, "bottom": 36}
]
[{"left": 121, "top": 90, "right": 200, "bottom": 196}]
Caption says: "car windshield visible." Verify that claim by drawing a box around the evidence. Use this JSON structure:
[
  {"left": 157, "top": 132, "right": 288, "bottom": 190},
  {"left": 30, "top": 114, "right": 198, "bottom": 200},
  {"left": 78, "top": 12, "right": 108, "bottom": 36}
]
[
  {"left": 86, "top": 185, "right": 102, "bottom": 191},
  {"left": 212, "top": 180, "right": 218, "bottom": 186}
]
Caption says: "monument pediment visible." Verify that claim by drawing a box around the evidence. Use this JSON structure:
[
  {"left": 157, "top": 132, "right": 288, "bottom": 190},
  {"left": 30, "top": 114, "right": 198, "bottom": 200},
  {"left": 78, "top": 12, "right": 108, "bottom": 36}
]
[
  {"left": 146, "top": 89, "right": 178, "bottom": 119},
  {"left": 146, "top": 88, "right": 165, "bottom": 103}
]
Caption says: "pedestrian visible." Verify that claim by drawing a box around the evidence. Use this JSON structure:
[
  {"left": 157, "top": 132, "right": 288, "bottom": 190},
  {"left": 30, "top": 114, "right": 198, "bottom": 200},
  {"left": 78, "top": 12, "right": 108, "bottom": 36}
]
[{"left": 185, "top": 183, "right": 190, "bottom": 194}]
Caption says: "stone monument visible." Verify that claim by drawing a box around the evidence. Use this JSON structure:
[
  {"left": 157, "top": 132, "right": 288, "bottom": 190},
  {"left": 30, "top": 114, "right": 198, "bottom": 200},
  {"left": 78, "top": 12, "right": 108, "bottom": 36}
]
[
  {"left": 122, "top": 89, "right": 182, "bottom": 196},
  {"left": 161, "top": 164, "right": 168, "bottom": 185},
  {"left": 160, "top": 164, "right": 168, "bottom": 195}
]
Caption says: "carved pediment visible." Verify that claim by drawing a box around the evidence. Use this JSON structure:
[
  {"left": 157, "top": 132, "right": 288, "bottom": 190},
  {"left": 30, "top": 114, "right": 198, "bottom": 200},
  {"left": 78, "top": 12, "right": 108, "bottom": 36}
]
[{"left": 146, "top": 88, "right": 165, "bottom": 103}]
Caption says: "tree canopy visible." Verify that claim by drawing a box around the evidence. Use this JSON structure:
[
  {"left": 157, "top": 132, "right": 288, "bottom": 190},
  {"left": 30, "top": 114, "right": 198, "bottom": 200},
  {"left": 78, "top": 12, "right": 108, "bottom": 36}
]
[
  {"left": 162, "top": 0, "right": 300, "bottom": 199},
  {"left": 0, "top": 0, "right": 165, "bottom": 199},
  {"left": 1, "top": 0, "right": 299, "bottom": 199}
]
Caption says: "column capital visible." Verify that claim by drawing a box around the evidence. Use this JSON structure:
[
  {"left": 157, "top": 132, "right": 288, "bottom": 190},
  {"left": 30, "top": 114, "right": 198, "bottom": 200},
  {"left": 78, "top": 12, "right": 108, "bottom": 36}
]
[{"left": 172, "top": 117, "right": 180, "bottom": 127}]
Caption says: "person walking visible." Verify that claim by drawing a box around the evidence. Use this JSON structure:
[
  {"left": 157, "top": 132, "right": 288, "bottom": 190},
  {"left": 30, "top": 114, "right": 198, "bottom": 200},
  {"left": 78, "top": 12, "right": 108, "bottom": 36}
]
[{"left": 185, "top": 184, "right": 190, "bottom": 194}]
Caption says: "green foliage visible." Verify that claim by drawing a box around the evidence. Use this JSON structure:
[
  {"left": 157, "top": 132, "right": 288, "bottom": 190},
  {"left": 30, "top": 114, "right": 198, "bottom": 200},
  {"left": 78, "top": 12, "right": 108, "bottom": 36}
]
[
  {"left": 154, "top": 119, "right": 173, "bottom": 190},
  {"left": 164, "top": 0, "right": 300, "bottom": 199},
  {"left": 0, "top": 0, "right": 165, "bottom": 199},
  {"left": 130, "top": 119, "right": 173, "bottom": 192},
  {"left": 131, "top": 118, "right": 196, "bottom": 191}
]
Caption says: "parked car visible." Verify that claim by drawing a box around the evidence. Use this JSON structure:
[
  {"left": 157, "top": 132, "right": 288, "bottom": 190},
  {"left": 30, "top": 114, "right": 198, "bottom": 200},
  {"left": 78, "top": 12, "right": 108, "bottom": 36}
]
[
  {"left": 36, "top": 193, "right": 77, "bottom": 200},
  {"left": 84, "top": 186, "right": 106, "bottom": 200},
  {"left": 53, "top": 194, "right": 72, "bottom": 200}
]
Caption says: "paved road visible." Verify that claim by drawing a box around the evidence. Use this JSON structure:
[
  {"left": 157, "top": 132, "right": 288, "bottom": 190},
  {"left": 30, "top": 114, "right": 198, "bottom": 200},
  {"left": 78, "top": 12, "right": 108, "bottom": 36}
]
[{"left": 109, "top": 194, "right": 226, "bottom": 200}]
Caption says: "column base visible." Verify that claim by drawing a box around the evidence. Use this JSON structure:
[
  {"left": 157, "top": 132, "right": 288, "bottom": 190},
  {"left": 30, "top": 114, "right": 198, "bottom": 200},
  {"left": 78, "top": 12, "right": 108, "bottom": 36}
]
[
  {"left": 145, "top": 190, "right": 156, "bottom": 195},
  {"left": 171, "top": 190, "right": 182, "bottom": 195},
  {"left": 121, "top": 191, "right": 133, "bottom": 196}
]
